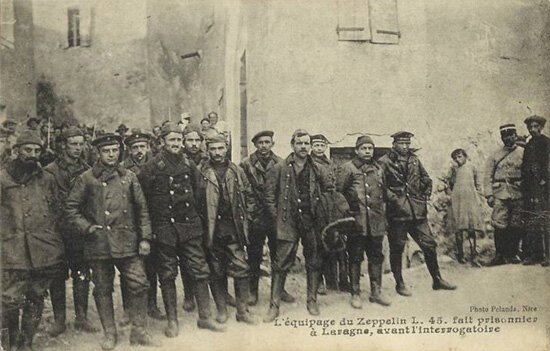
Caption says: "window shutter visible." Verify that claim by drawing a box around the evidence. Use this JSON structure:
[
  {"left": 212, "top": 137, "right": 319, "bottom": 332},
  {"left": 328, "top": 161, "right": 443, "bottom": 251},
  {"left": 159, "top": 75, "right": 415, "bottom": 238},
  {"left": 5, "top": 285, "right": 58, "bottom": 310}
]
[
  {"left": 337, "top": 0, "right": 371, "bottom": 42},
  {"left": 1, "top": 0, "right": 15, "bottom": 48},
  {"left": 80, "top": 4, "right": 92, "bottom": 47},
  {"left": 368, "top": 0, "right": 400, "bottom": 44}
]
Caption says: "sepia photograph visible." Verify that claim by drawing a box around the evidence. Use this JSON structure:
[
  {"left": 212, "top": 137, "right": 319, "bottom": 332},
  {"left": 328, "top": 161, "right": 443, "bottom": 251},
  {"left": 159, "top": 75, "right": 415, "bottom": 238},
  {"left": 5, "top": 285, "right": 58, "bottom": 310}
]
[{"left": 0, "top": 0, "right": 549, "bottom": 350}]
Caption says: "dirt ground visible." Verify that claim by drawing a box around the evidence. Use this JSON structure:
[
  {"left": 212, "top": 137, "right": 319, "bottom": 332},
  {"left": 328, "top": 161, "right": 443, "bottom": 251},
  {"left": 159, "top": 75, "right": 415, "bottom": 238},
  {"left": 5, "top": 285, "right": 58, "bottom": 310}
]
[{"left": 33, "top": 258, "right": 550, "bottom": 351}]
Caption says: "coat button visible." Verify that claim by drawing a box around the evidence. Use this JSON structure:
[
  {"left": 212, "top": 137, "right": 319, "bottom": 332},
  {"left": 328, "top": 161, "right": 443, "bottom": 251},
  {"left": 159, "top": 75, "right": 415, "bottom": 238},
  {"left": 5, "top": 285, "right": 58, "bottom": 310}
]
[
  {"left": 184, "top": 189, "right": 189, "bottom": 193},
  {"left": 170, "top": 218, "right": 175, "bottom": 223},
  {"left": 298, "top": 209, "right": 302, "bottom": 213},
  {"left": 168, "top": 205, "right": 172, "bottom": 209},
  {"left": 240, "top": 216, "right": 244, "bottom": 220},
  {"left": 170, "top": 190, "right": 175, "bottom": 195},
  {"left": 217, "top": 215, "right": 221, "bottom": 220},
  {"left": 123, "top": 210, "right": 127, "bottom": 214},
  {"left": 102, "top": 182, "right": 107, "bottom": 187},
  {"left": 184, "top": 175, "right": 189, "bottom": 179},
  {"left": 366, "top": 195, "right": 370, "bottom": 199},
  {"left": 185, "top": 202, "right": 190, "bottom": 207},
  {"left": 169, "top": 176, "right": 174, "bottom": 181},
  {"left": 185, "top": 217, "right": 189, "bottom": 221},
  {"left": 367, "top": 207, "right": 370, "bottom": 210},
  {"left": 297, "top": 199, "right": 302, "bottom": 203},
  {"left": 105, "top": 211, "right": 110, "bottom": 215},
  {"left": 365, "top": 183, "right": 369, "bottom": 187},
  {"left": 106, "top": 226, "right": 111, "bottom": 230}
]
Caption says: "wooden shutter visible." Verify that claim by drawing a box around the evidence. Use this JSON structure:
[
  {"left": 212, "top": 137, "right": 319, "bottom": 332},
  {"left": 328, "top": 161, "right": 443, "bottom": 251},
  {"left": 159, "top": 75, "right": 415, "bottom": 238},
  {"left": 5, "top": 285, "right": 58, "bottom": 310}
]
[
  {"left": 337, "top": 0, "right": 371, "bottom": 42},
  {"left": 80, "top": 4, "right": 92, "bottom": 47},
  {"left": 368, "top": 0, "right": 400, "bottom": 44}
]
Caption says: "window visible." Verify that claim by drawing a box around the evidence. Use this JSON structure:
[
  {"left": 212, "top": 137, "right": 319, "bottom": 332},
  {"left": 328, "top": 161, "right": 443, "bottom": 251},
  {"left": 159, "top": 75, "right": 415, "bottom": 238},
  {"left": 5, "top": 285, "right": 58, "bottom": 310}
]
[
  {"left": 68, "top": 8, "right": 80, "bottom": 47},
  {"left": 337, "top": 0, "right": 400, "bottom": 45},
  {"left": 1, "top": 0, "right": 15, "bottom": 49}
]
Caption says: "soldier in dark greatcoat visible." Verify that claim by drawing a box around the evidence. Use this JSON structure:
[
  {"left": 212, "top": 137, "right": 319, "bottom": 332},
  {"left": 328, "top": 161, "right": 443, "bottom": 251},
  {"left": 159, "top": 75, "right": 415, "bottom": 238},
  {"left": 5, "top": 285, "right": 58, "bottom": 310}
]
[
  {"left": 45, "top": 126, "right": 99, "bottom": 337},
  {"left": 1, "top": 130, "right": 64, "bottom": 351},
  {"left": 199, "top": 134, "right": 258, "bottom": 325},
  {"left": 263, "top": 129, "right": 333, "bottom": 322},
  {"left": 65, "top": 134, "right": 157, "bottom": 350},
  {"left": 378, "top": 131, "right": 456, "bottom": 297},
  {"left": 240, "top": 130, "right": 296, "bottom": 306},
  {"left": 521, "top": 115, "right": 550, "bottom": 266},
  {"left": 138, "top": 123, "right": 225, "bottom": 337},
  {"left": 337, "top": 136, "right": 391, "bottom": 309}
]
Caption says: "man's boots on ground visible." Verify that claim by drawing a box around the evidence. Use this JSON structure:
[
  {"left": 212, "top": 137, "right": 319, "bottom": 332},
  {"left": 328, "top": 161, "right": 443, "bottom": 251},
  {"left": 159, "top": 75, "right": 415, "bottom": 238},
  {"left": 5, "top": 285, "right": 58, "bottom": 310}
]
[
  {"left": 93, "top": 293, "right": 117, "bottom": 350},
  {"left": 349, "top": 262, "right": 362, "bottom": 309},
  {"left": 488, "top": 228, "right": 506, "bottom": 266},
  {"left": 118, "top": 278, "right": 131, "bottom": 327},
  {"left": 390, "top": 252, "right": 411, "bottom": 296},
  {"left": 48, "top": 277, "right": 67, "bottom": 337},
  {"left": 128, "top": 292, "right": 160, "bottom": 347},
  {"left": 210, "top": 277, "right": 228, "bottom": 324},
  {"left": 195, "top": 280, "right": 226, "bottom": 332},
  {"left": 147, "top": 277, "right": 166, "bottom": 320},
  {"left": 73, "top": 279, "right": 100, "bottom": 333},
  {"left": 18, "top": 298, "right": 45, "bottom": 351},
  {"left": 222, "top": 276, "right": 236, "bottom": 307},
  {"left": 160, "top": 281, "right": 179, "bottom": 338},
  {"left": 263, "top": 272, "right": 284, "bottom": 323},
  {"left": 235, "top": 278, "right": 258, "bottom": 325},
  {"left": 368, "top": 263, "right": 391, "bottom": 306},
  {"left": 306, "top": 270, "right": 320, "bottom": 316},
  {"left": 248, "top": 274, "right": 260, "bottom": 306},
  {"left": 455, "top": 231, "right": 466, "bottom": 264},
  {"left": 181, "top": 272, "right": 196, "bottom": 312},
  {"left": 425, "top": 251, "right": 457, "bottom": 291},
  {"left": 280, "top": 275, "right": 296, "bottom": 303}
]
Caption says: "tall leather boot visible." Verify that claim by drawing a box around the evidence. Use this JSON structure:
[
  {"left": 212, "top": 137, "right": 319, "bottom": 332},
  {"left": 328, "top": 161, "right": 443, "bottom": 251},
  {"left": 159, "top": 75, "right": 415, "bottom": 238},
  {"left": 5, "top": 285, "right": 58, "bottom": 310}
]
[
  {"left": 263, "top": 272, "right": 284, "bottom": 323},
  {"left": 93, "top": 293, "right": 117, "bottom": 350},
  {"left": 2, "top": 307, "right": 19, "bottom": 351},
  {"left": 306, "top": 270, "right": 320, "bottom": 316},
  {"left": 222, "top": 276, "right": 236, "bottom": 307},
  {"left": 48, "top": 276, "right": 66, "bottom": 337},
  {"left": 209, "top": 277, "right": 228, "bottom": 324},
  {"left": 489, "top": 228, "right": 506, "bottom": 266},
  {"left": 425, "top": 251, "right": 457, "bottom": 290},
  {"left": 455, "top": 231, "right": 466, "bottom": 264},
  {"left": 195, "top": 280, "right": 226, "bottom": 332},
  {"left": 390, "top": 252, "right": 411, "bottom": 296},
  {"left": 73, "top": 279, "right": 100, "bottom": 332},
  {"left": 128, "top": 291, "right": 159, "bottom": 347},
  {"left": 280, "top": 275, "right": 296, "bottom": 303},
  {"left": 248, "top": 274, "right": 260, "bottom": 306},
  {"left": 18, "top": 298, "right": 44, "bottom": 351},
  {"left": 338, "top": 252, "right": 351, "bottom": 292},
  {"left": 506, "top": 228, "right": 521, "bottom": 263},
  {"left": 181, "top": 271, "right": 196, "bottom": 312},
  {"left": 368, "top": 263, "right": 390, "bottom": 306},
  {"left": 119, "top": 278, "right": 131, "bottom": 327},
  {"left": 349, "top": 262, "right": 362, "bottom": 309},
  {"left": 160, "top": 281, "right": 178, "bottom": 338},
  {"left": 235, "top": 278, "right": 258, "bottom": 325}
]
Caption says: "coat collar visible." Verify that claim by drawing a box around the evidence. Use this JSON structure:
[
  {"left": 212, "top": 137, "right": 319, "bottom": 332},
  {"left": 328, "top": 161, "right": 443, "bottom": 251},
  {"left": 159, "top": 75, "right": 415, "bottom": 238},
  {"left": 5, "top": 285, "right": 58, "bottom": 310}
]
[
  {"left": 250, "top": 151, "right": 278, "bottom": 170},
  {"left": 92, "top": 161, "right": 126, "bottom": 179},
  {"left": 352, "top": 157, "right": 378, "bottom": 170},
  {"left": 56, "top": 154, "right": 89, "bottom": 172},
  {"left": 311, "top": 154, "right": 330, "bottom": 165},
  {"left": 285, "top": 153, "right": 314, "bottom": 166}
]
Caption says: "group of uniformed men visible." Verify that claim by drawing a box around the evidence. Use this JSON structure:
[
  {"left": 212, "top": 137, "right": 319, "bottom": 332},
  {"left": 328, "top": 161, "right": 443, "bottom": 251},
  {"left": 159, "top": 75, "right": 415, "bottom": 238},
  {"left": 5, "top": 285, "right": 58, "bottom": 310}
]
[{"left": 1, "top": 113, "right": 548, "bottom": 351}]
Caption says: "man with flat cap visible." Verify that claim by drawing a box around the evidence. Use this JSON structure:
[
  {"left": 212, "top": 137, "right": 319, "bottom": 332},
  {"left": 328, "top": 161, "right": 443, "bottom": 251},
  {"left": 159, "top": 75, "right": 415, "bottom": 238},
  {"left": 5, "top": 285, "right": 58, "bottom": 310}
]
[
  {"left": 199, "top": 134, "right": 258, "bottom": 325},
  {"left": 65, "top": 133, "right": 157, "bottom": 350},
  {"left": 263, "top": 129, "right": 333, "bottom": 322},
  {"left": 240, "top": 130, "right": 296, "bottom": 306},
  {"left": 120, "top": 129, "right": 165, "bottom": 321},
  {"left": 378, "top": 131, "right": 456, "bottom": 296},
  {"left": 138, "top": 122, "right": 225, "bottom": 337},
  {"left": 1, "top": 130, "right": 64, "bottom": 351},
  {"left": 521, "top": 116, "right": 550, "bottom": 266},
  {"left": 484, "top": 124, "right": 524, "bottom": 266},
  {"left": 45, "top": 126, "right": 99, "bottom": 337},
  {"left": 310, "top": 134, "right": 349, "bottom": 294},
  {"left": 337, "top": 135, "right": 391, "bottom": 309}
]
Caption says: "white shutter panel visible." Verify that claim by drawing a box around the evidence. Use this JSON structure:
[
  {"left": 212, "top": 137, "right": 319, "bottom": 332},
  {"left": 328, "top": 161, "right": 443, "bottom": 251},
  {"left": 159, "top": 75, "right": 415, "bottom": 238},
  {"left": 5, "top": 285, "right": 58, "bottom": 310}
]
[
  {"left": 368, "top": 0, "right": 400, "bottom": 44},
  {"left": 337, "top": 0, "right": 371, "bottom": 42}
]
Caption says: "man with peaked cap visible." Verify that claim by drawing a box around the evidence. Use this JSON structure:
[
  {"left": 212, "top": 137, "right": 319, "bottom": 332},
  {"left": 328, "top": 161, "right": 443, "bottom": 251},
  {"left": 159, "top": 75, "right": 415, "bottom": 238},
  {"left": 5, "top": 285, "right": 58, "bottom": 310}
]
[
  {"left": 484, "top": 124, "right": 524, "bottom": 266},
  {"left": 138, "top": 122, "right": 225, "bottom": 337},
  {"left": 65, "top": 133, "right": 158, "bottom": 350},
  {"left": 378, "top": 131, "right": 456, "bottom": 296},
  {"left": 1, "top": 130, "right": 65, "bottom": 351},
  {"left": 120, "top": 129, "right": 165, "bottom": 321},
  {"left": 199, "top": 134, "right": 258, "bottom": 325},
  {"left": 521, "top": 116, "right": 550, "bottom": 266},
  {"left": 240, "top": 130, "right": 296, "bottom": 306},
  {"left": 263, "top": 129, "right": 333, "bottom": 322},
  {"left": 310, "top": 134, "right": 349, "bottom": 294},
  {"left": 337, "top": 135, "right": 391, "bottom": 309},
  {"left": 45, "top": 126, "right": 99, "bottom": 337}
]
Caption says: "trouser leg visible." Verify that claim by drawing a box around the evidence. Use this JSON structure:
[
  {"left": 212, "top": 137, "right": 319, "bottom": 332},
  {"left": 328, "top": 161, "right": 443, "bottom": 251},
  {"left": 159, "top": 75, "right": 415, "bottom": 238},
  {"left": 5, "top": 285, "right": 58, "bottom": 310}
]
[
  {"left": 90, "top": 260, "right": 117, "bottom": 338},
  {"left": 48, "top": 274, "right": 67, "bottom": 336}
]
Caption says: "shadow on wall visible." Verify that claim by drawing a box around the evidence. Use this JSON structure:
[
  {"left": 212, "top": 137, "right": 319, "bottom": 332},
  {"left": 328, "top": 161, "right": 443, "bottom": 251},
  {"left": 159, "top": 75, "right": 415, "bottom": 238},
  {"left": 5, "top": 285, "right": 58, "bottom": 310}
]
[{"left": 36, "top": 77, "right": 77, "bottom": 126}]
